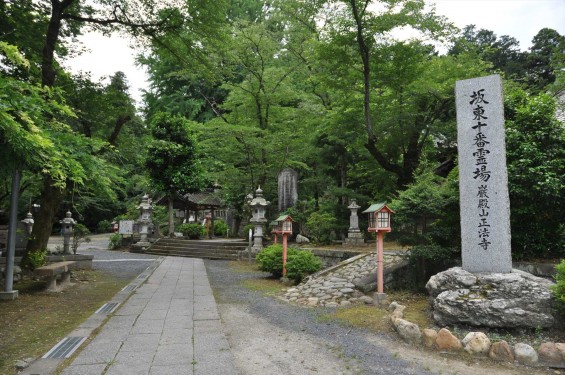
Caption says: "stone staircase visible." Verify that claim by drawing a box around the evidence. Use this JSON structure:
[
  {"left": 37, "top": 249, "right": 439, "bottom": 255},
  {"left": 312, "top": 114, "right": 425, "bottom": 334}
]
[{"left": 146, "top": 238, "right": 249, "bottom": 260}]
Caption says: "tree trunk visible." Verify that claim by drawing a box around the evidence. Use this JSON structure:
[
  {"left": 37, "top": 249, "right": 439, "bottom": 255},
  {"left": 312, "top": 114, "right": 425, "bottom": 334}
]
[
  {"left": 25, "top": 177, "right": 64, "bottom": 254},
  {"left": 168, "top": 193, "right": 174, "bottom": 237},
  {"left": 108, "top": 115, "right": 131, "bottom": 146},
  {"left": 25, "top": 0, "right": 75, "bottom": 258}
]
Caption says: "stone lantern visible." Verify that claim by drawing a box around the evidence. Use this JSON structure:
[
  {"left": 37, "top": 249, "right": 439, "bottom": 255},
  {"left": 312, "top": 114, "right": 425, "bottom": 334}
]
[
  {"left": 21, "top": 212, "right": 34, "bottom": 235},
  {"left": 249, "top": 186, "right": 269, "bottom": 253},
  {"left": 135, "top": 194, "right": 153, "bottom": 250},
  {"left": 344, "top": 199, "right": 364, "bottom": 246},
  {"left": 60, "top": 211, "right": 76, "bottom": 254}
]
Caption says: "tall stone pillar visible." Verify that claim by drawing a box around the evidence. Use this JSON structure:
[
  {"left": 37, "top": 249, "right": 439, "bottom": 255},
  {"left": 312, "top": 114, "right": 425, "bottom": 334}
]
[{"left": 278, "top": 168, "right": 298, "bottom": 212}]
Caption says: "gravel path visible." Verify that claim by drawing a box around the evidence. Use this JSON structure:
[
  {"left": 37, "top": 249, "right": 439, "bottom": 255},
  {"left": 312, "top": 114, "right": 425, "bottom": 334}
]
[
  {"left": 205, "top": 259, "right": 432, "bottom": 375},
  {"left": 205, "top": 259, "right": 556, "bottom": 375}
]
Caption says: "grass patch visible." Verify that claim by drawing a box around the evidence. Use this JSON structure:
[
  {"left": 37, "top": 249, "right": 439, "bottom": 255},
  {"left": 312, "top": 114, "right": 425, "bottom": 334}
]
[
  {"left": 329, "top": 305, "right": 392, "bottom": 332},
  {"left": 241, "top": 278, "right": 285, "bottom": 296},
  {"left": 229, "top": 260, "right": 260, "bottom": 273},
  {"left": 0, "top": 269, "right": 128, "bottom": 374},
  {"left": 320, "top": 291, "right": 432, "bottom": 334}
]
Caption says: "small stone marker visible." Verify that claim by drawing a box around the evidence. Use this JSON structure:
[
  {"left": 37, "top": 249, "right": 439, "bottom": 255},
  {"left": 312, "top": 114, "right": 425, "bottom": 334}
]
[
  {"left": 118, "top": 220, "right": 134, "bottom": 235},
  {"left": 455, "top": 74, "right": 511, "bottom": 273}
]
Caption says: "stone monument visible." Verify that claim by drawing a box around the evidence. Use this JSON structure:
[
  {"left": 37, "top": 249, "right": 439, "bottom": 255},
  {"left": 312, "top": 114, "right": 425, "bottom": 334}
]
[
  {"left": 249, "top": 187, "right": 269, "bottom": 253},
  {"left": 426, "top": 75, "right": 555, "bottom": 328},
  {"left": 278, "top": 168, "right": 298, "bottom": 212},
  {"left": 344, "top": 199, "right": 364, "bottom": 246},
  {"left": 456, "top": 74, "right": 511, "bottom": 273}
]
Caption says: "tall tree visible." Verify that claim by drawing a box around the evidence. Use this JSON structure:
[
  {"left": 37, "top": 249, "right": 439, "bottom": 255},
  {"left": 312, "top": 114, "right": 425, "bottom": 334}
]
[
  {"left": 526, "top": 28, "right": 565, "bottom": 93},
  {"left": 317, "top": 0, "right": 454, "bottom": 189},
  {"left": 449, "top": 25, "right": 528, "bottom": 80},
  {"left": 145, "top": 113, "right": 204, "bottom": 236},
  {"left": 14, "top": 0, "right": 224, "bottom": 252}
]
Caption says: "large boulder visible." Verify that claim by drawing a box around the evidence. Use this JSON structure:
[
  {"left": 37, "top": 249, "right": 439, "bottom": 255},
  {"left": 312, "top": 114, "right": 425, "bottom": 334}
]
[{"left": 426, "top": 267, "right": 555, "bottom": 328}]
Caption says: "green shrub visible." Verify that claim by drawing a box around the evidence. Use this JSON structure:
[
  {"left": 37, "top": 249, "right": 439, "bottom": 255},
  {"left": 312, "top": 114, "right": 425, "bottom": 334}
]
[
  {"left": 108, "top": 233, "right": 122, "bottom": 250},
  {"left": 213, "top": 220, "right": 229, "bottom": 237},
  {"left": 286, "top": 251, "right": 322, "bottom": 282},
  {"left": 256, "top": 244, "right": 322, "bottom": 281},
  {"left": 22, "top": 249, "right": 47, "bottom": 270},
  {"left": 552, "top": 259, "right": 565, "bottom": 317},
  {"left": 256, "top": 244, "right": 288, "bottom": 278},
  {"left": 178, "top": 223, "right": 204, "bottom": 239},
  {"left": 96, "top": 220, "right": 112, "bottom": 233},
  {"left": 72, "top": 223, "right": 91, "bottom": 254}
]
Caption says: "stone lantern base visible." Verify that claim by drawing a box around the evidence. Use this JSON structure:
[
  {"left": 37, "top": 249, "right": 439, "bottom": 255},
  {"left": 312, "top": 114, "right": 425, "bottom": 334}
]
[
  {"left": 131, "top": 240, "right": 151, "bottom": 253},
  {"left": 344, "top": 231, "right": 365, "bottom": 246}
]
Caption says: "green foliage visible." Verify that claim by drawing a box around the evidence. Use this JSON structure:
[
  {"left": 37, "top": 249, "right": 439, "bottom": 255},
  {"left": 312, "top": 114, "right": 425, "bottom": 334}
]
[
  {"left": 389, "top": 167, "right": 460, "bottom": 248},
  {"left": 146, "top": 112, "right": 205, "bottom": 194},
  {"left": 305, "top": 212, "right": 339, "bottom": 245},
  {"left": 108, "top": 233, "right": 122, "bottom": 250},
  {"left": 405, "top": 245, "right": 459, "bottom": 291},
  {"left": 96, "top": 220, "right": 112, "bottom": 233},
  {"left": 256, "top": 244, "right": 295, "bottom": 278},
  {"left": 177, "top": 223, "right": 204, "bottom": 239},
  {"left": 256, "top": 244, "right": 322, "bottom": 281},
  {"left": 552, "top": 260, "right": 565, "bottom": 317},
  {"left": 71, "top": 223, "right": 91, "bottom": 254},
  {"left": 22, "top": 249, "right": 47, "bottom": 270},
  {"left": 408, "top": 245, "right": 459, "bottom": 266},
  {"left": 286, "top": 251, "right": 322, "bottom": 283},
  {"left": 213, "top": 219, "right": 229, "bottom": 237},
  {"left": 505, "top": 89, "right": 565, "bottom": 259}
]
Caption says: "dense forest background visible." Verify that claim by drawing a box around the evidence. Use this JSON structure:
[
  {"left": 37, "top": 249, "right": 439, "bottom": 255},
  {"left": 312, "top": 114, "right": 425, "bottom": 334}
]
[{"left": 1, "top": 0, "right": 563, "bottom": 262}]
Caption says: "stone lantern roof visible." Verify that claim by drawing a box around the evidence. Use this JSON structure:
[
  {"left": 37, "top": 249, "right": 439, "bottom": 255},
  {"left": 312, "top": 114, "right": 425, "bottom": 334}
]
[{"left": 249, "top": 186, "right": 269, "bottom": 207}]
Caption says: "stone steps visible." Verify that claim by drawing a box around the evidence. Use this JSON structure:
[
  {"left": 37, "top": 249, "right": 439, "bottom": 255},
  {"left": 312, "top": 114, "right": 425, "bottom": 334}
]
[{"left": 146, "top": 238, "right": 248, "bottom": 260}]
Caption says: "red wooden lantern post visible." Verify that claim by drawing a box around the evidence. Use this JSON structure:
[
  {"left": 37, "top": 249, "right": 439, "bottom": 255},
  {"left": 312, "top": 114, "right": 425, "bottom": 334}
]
[
  {"left": 275, "top": 215, "right": 294, "bottom": 277},
  {"left": 270, "top": 221, "right": 279, "bottom": 244},
  {"left": 362, "top": 203, "right": 394, "bottom": 300}
]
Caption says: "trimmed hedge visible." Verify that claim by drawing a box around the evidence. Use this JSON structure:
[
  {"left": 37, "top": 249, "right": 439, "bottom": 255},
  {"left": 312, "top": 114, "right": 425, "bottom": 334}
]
[{"left": 256, "top": 244, "right": 322, "bottom": 282}]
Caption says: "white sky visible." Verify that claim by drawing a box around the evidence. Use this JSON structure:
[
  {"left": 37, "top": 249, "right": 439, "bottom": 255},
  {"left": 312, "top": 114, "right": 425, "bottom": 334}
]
[{"left": 64, "top": 0, "right": 565, "bottom": 105}]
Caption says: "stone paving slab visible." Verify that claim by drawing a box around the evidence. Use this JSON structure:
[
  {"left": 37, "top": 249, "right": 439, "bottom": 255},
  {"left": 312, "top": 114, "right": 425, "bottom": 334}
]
[{"left": 22, "top": 256, "right": 238, "bottom": 375}]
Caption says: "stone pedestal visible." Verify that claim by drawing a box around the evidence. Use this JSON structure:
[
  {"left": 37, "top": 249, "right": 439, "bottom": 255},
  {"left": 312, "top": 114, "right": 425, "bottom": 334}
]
[
  {"left": 251, "top": 224, "right": 264, "bottom": 253},
  {"left": 426, "top": 267, "right": 555, "bottom": 328},
  {"left": 344, "top": 232, "right": 365, "bottom": 246}
]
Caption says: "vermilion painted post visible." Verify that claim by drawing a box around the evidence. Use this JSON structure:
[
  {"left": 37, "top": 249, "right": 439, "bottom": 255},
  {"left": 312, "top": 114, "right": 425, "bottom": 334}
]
[
  {"left": 377, "top": 231, "right": 384, "bottom": 294},
  {"left": 282, "top": 233, "right": 288, "bottom": 277}
]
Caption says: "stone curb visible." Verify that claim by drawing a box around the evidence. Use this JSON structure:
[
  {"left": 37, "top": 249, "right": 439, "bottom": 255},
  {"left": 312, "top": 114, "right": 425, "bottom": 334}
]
[
  {"left": 18, "top": 257, "right": 165, "bottom": 375},
  {"left": 389, "top": 301, "right": 565, "bottom": 369}
]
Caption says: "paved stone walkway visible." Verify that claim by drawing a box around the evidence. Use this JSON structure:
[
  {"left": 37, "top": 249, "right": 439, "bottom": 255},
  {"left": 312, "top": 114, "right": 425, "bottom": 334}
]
[{"left": 59, "top": 256, "right": 237, "bottom": 375}]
